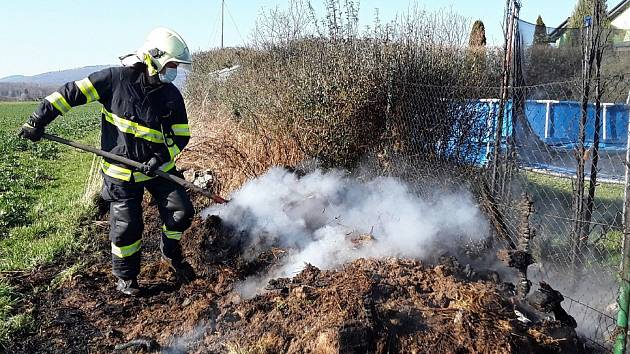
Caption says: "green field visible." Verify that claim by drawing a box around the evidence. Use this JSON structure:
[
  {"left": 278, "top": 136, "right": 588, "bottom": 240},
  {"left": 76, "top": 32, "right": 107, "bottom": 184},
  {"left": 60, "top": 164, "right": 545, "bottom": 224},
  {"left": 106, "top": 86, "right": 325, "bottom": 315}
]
[
  {"left": 519, "top": 170, "right": 625, "bottom": 268},
  {"left": 0, "top": 101, "right": 101, "bottom": 343}
]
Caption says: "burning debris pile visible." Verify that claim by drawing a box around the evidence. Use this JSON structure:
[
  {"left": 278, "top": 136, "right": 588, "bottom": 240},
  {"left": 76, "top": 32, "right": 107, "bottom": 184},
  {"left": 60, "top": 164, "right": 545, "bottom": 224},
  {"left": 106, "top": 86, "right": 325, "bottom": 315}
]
[
  {"left": 5, "top": 168, "right": 587, "bottom": 353},
  {"left": 202, "top": 256, "right": 580, "bottom": 353},
  {"left": 187, "top": 169, "right": 582, "bottom": 353},
  {"left": 201, "top": 167, "right": 490, "bottom": 295}
]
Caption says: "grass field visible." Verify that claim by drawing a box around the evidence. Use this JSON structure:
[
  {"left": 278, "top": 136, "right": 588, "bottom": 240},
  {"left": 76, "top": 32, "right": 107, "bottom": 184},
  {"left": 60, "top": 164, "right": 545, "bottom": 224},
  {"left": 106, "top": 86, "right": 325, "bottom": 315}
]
[
  {"left": 520, "top": 170, "right": 625, "bottom": 268},
  {"left": 0, "top": 101, "right": 101, "bottom": 343}
]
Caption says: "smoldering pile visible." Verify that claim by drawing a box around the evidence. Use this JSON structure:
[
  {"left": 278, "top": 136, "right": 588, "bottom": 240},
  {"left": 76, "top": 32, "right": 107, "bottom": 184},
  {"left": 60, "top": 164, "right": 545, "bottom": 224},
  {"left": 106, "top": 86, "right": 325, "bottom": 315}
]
[
  {"left": 201, "top": 167, "right": 490, "bottom": 296},
  {"left": 192, "top": 255, "right": 582, "bottom": 353},
  {"left": 182, "top": 167, "right": 584, "bottom": 352},
  {"left": 179, "top": 216, "right": 583, "bottom": 353}
]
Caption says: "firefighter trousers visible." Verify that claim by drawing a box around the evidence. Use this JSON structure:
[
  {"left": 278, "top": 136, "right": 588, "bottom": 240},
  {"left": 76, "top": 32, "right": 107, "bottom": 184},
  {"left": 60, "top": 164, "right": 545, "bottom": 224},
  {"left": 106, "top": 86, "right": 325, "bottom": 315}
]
[{"left": 101, "top": 175, "right": 194, "bottom": 280}]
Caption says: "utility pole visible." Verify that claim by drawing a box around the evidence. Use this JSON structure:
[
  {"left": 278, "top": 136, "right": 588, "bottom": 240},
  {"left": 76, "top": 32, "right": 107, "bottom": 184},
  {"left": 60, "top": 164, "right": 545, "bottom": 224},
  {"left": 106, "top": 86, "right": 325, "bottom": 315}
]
[{"left": 221, "top": 0, "right": 225, "bottom": 49}]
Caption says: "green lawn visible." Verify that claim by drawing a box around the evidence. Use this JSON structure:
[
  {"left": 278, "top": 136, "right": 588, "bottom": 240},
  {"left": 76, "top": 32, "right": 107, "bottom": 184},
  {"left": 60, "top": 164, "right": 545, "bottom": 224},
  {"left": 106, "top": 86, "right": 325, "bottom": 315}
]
[
  {"left": 0, "top": 101, "right": 101, "bottom": 344},
  {"left": 519, "top": 170, "right": 625, "bottom": 268},
  {"left": 524, "top": 171, "right": 624, "bottom": 205}
]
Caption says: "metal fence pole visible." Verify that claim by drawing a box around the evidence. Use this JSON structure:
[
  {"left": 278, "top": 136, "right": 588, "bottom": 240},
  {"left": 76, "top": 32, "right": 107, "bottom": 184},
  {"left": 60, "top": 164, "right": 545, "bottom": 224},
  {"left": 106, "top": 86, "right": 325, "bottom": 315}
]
[
  {"left": 623, "top": 95, "right": 630, "bottom": 224},
  {"left": 614, "top": 116, "right": 630, "bottom": 354}
]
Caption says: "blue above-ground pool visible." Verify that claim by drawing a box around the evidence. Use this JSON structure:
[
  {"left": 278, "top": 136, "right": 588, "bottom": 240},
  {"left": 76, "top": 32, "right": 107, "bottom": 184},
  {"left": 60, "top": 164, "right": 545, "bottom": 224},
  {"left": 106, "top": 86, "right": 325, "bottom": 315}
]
[{"left": 474, "top": 99, "right": 629, "bottom": 181}]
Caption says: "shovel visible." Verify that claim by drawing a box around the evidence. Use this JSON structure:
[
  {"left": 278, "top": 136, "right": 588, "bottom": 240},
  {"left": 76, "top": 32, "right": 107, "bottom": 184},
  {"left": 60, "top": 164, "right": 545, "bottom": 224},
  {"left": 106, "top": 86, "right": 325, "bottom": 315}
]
[{"left": 41, "top": 133, "right": 229, "bottom": 204}]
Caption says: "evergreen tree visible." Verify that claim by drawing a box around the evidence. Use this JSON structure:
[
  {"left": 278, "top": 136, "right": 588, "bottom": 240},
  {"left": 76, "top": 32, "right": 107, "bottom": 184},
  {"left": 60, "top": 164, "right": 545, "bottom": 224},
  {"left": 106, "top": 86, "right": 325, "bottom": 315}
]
[
  {"left": 534, "top": 15, "right": 548, "bottom": 45},
  {"left": 469, "top": 20, "right": 487, "bottom": 47},
  {"left": 560, "top": 0, "right": 609, "bottom": 46},
  {"left": 568, "top": 0, "right": 608, "bottom": 28}
]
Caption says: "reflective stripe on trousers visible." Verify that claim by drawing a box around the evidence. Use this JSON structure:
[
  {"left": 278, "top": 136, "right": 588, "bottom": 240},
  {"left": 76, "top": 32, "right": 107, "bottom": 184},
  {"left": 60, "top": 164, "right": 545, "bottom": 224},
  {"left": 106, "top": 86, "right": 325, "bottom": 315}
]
[
  {"left": 162, "top": 225, "right": 183, "bottom": 240},
  {"left": 111, "top": 239, "right": 141, "bottom": 258}
]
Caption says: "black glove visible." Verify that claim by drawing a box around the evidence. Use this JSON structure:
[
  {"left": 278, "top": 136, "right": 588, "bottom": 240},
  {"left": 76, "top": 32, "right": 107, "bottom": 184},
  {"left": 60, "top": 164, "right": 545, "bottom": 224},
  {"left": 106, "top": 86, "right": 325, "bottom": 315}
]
[
  {"left": 18, "top": 121, "right": 44, "bottom": 142},
  {"left": 140, "top": 156, "right": 161, "bottom": 176}
]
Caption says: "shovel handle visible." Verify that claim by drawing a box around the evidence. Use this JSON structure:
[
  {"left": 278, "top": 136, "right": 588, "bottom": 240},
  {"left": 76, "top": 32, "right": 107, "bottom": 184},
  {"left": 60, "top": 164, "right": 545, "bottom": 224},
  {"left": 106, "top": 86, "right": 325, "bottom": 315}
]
[{"left": 41, "top": 133, "right": 229, "bottom": 204}]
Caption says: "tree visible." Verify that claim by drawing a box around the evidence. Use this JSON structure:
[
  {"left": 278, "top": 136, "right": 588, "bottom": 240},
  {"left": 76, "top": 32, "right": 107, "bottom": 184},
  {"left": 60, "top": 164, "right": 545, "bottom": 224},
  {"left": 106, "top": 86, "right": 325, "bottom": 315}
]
[
  {"left": 568, "top": 0, "right": 608, "bottom": 28},
  {"left": 534, "top": 15, "right": 548, "bottom": 45},
  {"left": 469, "top": 20, "right": 487, "bottom": 47},
  {"left": 561, "top": 0, "right": 608, "bottom": 46}
]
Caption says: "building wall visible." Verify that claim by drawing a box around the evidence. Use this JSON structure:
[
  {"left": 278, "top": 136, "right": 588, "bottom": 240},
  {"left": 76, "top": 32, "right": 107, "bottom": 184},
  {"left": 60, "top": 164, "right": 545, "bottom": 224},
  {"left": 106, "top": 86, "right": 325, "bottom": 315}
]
[
  {"left": 612, "top": 5, "right": 630, "bottom": 29},
  {"left": 610, "top": 5, "right": 630, "bottom": 43}
]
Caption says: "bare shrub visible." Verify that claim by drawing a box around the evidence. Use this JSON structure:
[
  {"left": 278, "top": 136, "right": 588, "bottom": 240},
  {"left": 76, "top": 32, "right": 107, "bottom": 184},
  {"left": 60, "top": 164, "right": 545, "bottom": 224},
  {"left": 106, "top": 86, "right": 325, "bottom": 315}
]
[{"left": 183, "top": 0, "right": 503, "bottom": 192}]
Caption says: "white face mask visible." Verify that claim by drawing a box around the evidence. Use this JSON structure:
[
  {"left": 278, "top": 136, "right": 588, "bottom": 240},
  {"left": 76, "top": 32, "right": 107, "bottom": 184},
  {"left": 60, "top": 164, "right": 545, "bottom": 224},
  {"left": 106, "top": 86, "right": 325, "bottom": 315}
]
[{"left": 159, "top": 67, "right": 178, "bottom": 83}]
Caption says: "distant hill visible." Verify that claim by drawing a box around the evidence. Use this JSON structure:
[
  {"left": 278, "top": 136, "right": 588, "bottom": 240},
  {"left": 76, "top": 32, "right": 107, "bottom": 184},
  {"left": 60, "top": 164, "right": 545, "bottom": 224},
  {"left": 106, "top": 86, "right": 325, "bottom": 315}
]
[
  {"left": 0, "top": 64, "right": 189, "bottom": 101},
  {"left": 0, "top": 82, "right": 57, "bottom": 101},
  {"left": 0, "top": 65, "right": 114, "bottom": 86}
]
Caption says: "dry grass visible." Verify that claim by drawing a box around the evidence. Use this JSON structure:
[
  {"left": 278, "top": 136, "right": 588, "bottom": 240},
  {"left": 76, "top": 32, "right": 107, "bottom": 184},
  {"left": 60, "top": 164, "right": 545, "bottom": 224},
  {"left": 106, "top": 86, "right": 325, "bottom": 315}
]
[
  {"left": 181, "top": 102, "right": 304, "bottom": 195},
  {"left": 81, "top": 155, "right": 103, "bottom": 206}
]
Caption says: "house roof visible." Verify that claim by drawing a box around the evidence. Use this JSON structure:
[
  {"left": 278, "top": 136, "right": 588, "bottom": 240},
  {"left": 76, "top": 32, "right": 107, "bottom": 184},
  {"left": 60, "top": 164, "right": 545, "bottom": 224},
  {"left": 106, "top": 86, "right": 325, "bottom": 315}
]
[{"left": 609, "top": 0, "right": 630, "bottom": 19}]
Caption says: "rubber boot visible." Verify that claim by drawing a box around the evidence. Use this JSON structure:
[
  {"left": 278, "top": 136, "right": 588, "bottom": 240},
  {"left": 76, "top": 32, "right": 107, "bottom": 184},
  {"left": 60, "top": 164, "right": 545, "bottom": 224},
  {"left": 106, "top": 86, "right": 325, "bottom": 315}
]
[
  {"left": 160, "top": 236, "right": 196, "bottom": 283},
  {"left": 116, "top": 277, "right": 140, "bottom": 296}
]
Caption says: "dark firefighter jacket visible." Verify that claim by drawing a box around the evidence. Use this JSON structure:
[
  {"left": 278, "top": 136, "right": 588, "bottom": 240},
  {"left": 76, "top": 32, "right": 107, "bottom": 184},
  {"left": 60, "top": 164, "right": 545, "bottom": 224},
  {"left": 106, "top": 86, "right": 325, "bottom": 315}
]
[{"left": 30, "top": 65, "right": 190, "bottom": 183}]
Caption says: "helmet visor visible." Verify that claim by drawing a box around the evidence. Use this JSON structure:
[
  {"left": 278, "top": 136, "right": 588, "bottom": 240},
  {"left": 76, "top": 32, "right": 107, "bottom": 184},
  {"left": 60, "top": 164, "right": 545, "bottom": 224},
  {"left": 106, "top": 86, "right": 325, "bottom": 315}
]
[
  {"left": 177, "top": 62, "right": 192, "bottom": 72},
  {"left": 165, "top": 59, "right": 192, "bottom": 72}
]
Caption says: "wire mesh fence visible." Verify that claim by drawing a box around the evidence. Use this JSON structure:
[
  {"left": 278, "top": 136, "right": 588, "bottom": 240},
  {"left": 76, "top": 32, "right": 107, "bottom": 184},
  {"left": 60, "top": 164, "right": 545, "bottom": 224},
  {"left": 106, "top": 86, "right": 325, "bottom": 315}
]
[{"left": 359, "top": 75, "right": 627, "bottom": 349}]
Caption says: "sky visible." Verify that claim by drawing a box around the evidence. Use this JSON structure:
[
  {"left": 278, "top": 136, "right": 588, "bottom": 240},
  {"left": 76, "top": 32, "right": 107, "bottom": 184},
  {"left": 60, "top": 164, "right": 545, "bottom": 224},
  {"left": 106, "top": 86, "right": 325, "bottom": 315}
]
[{"left": 0, "top": 0, "right": 579, "bottom": 78}]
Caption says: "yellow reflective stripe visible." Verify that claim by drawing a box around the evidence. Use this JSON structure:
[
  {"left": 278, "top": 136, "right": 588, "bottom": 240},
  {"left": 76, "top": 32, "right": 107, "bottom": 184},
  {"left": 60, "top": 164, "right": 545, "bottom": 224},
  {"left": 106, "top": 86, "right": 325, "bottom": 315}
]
[
  {"left": 75, "top": 78, "right": 100, "bottom": 103},
  {"left": 103, "top": 161, "right": 175, "bottom": 182},
  {"left": 144, "top": 53, "right": 158, "bottom": 76},
  {"left": 101, "top": 108, "right": 164, "bottom": 144},
  {"left": 163, "top": 160, "right": 176, "bottom": 172},
  {"left": 135, "top": 124, "right": 164, "bottom": 143},
  {"left": 167, "top": 142, "right": 181, "bottom": 160},
  {"left": 111, "top": 239, "right": 141, "bottom": 258},
  {"left": 102, "top": 160, "right": 132, "bottom": 174},
  {"left": 171, "top": 124, "right": 190, "bottom": 137},
  {"left": 162, "top": 225, "right": 183, "bottom": 240},
  {"left": 45, "top": 92, "right": 71, "bottom": 114},
  {"left": 101, "top": 160, "right": 132, "bottom": 182}
]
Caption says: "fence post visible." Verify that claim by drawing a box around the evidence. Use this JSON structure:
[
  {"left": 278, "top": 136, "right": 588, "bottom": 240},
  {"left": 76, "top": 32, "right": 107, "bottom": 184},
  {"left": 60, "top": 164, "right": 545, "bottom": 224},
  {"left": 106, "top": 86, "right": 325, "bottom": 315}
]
[
  {"left": 544, "top": 100, "right": 551, "bottom": 139},
  {"left": 614, "top": 117, "right": 630, "bottom": 354},
  {"left": 623, "top": 101, "right": 630, "bottom": 225},
  {"left": 615, "top": 196, "right": 630, "bottom": 354}
]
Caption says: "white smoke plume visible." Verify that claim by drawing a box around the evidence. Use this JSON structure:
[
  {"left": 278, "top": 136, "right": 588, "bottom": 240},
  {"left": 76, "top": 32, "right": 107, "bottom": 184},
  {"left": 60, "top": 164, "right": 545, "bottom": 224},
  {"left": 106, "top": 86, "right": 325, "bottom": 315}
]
[
  {"left": 202, "top": 167, "right": 489, "bottom": 296},
  {"left": 527, "top": 264, "right": 619, "bottom": 342}
]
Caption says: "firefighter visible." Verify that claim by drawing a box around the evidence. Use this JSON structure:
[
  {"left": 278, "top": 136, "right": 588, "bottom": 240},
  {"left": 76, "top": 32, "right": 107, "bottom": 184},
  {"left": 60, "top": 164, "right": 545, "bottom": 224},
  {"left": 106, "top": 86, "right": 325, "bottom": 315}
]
[{"left": 19, "top": 27, "right": 196, "bottom": 296}]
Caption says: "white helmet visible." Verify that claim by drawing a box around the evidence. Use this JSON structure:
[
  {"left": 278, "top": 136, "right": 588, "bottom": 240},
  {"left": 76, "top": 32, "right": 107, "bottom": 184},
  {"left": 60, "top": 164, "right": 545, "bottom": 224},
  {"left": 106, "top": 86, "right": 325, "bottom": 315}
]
[{"left": 136, "top": 27, "right": 192, "bottom": 73}]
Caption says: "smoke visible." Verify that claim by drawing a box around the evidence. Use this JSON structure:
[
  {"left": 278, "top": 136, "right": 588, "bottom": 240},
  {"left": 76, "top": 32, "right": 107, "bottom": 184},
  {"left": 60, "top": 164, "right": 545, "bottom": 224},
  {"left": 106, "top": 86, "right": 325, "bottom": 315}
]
[
  {"left": 163, "top": 324, "right": 207, "bottom": 354},
  {"left": 527, "top": 263, "right": 618, "bottom": 343},
  {"left": 202, "top": 167, "right": 489, "bottom": 297}
]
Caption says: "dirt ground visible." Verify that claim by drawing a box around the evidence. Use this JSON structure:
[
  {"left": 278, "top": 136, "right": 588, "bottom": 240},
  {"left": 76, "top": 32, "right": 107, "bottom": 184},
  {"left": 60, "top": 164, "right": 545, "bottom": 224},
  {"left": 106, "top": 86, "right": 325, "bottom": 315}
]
[{"left": 3, "top": 196, "right": 591, "bottom": 353}]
